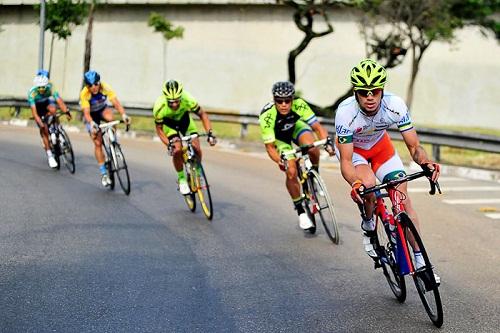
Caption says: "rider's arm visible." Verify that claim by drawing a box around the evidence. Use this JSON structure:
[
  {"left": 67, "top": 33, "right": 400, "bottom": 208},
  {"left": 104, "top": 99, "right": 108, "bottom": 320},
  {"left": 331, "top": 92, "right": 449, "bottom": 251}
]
[
  {"left": 110, "top": 97, "right": 125, "bottom": 116},
  {"left": 337, "top": 142, "right": 359, "bottom": 186},
  {"left": 197, "top": 107, "right": 213, "bottom": 133},
  {"left": 310, "top": 122, "right": 329, "bottom": 140},
  {"left": 401, "top": 129, "right": 440, "bottom": 181},
  {"left": 56, "top": 97, "right": 69, "bottom": 114},
  {"left": 30, "top": 104, "right": 43, "bottom": 127},
  {"left": 82, "top": 107, "right": 93, "bottom": 124},
  {"left": 155, "top": 123, "right": 170, "bottom": 147},
  {"left": 264, "top": 142, "right": 281, "bottom": 165}
]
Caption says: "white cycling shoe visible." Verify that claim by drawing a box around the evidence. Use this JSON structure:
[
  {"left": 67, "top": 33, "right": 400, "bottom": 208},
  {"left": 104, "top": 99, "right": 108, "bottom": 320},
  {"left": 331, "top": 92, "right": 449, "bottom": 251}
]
[
  {"left": 178, "top": 179, "right": 191, "bottom": 195},
  {"left": 101, "top": 174, "right": 112, "bottom": 187},
  {"left": 47, "top": 155, "right": 58, "bottom": 168},
  {"left": 415, "top": 256, "right": 441, "bottom": 285},
  {"left": 298, "top": 213, "right": 314, "bottom": 230},
  {"left": 361, "top": 219, "right": 378, "bottom": 259}
]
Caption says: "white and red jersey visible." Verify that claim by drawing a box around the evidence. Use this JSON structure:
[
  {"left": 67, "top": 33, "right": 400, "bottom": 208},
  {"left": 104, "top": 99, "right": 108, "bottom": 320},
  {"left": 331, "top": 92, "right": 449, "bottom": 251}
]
[{"left": 335, "top": 92, "right": 413, "bottom": 150}]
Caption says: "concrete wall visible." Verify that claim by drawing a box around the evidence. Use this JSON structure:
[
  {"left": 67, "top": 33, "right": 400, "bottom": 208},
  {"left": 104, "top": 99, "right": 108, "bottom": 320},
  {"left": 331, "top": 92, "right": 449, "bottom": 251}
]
[{"left": 0, "top": 4, "right": 499, "bottom": 128}]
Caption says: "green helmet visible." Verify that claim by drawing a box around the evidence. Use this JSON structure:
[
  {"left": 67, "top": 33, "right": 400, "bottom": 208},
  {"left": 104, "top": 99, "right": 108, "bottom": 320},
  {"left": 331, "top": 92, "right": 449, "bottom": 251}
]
[
  {"left": 350, "top": 59, "right": 387, "bottom": 90},
  {"left": 162, "top": 80, "right": 183, "bottom": 100}
]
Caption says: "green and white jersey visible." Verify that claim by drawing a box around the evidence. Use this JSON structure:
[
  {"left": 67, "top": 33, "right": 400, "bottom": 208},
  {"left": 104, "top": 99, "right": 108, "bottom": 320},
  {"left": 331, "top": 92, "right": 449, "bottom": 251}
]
[
  {"left": 259, "top": 98, "right": 318, "bottom": 144},
  {"left": 335, "top": 92, "right": 413, "bottom": 150},
  {"left": 27, "top": 83, "right": 60, "bottom": 106}
]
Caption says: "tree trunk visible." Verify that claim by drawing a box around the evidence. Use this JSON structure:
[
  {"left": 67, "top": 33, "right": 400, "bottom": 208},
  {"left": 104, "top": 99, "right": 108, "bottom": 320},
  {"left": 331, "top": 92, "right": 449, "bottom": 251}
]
[
  {"left": 62, "top": 39, "right": 68, "bottom": 95},
  {"left": 83, "top": 1, "right": 95, "bottom": 79},
  {"left": 288, "top": 35, "right": 313, "bottom": 83},
  {"left": 48, "top": 34, "right": 55, "bottom": 74}
]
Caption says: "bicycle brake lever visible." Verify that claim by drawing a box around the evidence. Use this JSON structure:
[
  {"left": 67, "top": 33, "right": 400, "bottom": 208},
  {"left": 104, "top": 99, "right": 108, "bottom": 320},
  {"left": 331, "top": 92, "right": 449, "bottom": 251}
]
[{"left": 428, "top": 180, "right": 442, "bottom": 195}]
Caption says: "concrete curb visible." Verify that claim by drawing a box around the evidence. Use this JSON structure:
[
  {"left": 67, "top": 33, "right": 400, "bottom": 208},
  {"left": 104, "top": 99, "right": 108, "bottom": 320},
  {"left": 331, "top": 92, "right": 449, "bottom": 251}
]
[{"left": 3, "top": 119, "right": 500, "bottom": 183}]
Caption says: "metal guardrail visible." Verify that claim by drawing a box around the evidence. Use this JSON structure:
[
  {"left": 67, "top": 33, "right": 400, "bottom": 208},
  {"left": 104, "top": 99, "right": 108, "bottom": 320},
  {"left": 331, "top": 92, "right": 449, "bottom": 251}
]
[{"left": 2, "top": 97, "right": 500, "bottom": 162}]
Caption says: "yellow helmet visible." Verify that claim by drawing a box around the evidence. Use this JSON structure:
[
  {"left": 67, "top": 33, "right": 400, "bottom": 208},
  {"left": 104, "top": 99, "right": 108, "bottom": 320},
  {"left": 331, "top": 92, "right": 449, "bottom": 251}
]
[
  {"left": 350, "top": 59, "right": 387, "bottom": 90},
  {"left": 162, "top": 80, "right": 183, "bottom": 100}
]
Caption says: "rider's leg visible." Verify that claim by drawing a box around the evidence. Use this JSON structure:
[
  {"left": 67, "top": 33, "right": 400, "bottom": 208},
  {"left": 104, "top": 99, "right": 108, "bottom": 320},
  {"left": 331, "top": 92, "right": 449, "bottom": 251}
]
[
  {"left": 297, "top": 131, "right": 321, "bottom": 170},
  {"left": 192, "top": 137, "right": 202, "bottom": 162},
  {"left": 285, "top": 159, "right": 313, "bottom": 230},
  {"left": 170, "top": 135, "right": 190, "bottom": 195}
]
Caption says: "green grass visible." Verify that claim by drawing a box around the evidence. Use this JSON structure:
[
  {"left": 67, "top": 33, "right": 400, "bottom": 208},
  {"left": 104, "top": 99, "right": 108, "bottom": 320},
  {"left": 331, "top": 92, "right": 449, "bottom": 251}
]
[{"left": 3, "top": 107, "right": 500, "bottom": 170}]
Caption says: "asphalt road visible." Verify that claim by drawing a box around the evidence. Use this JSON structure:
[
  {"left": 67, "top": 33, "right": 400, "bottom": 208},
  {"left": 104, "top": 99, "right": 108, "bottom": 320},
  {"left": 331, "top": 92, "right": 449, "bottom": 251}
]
[{"left": 0, "top": 125, "right": 499, "bottom": 333}]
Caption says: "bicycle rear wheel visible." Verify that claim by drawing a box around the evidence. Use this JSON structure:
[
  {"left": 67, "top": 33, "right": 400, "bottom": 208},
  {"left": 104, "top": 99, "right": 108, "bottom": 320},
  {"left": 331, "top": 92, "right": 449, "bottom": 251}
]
[
  {"left": 183, "top": 162, "right": 196, "bottom": 212},
  {"left": 375, "top": 216, "right": 406, "bottom": 302},
  {"left": 58, "top": 128, "right": 75, "bottom": 173},
  {"left": 399, "top": 213, "right": 443, "bottom": 327},
  {"left": 112, "top": 142, "right": 131, "bottom": 195},
  {"left": 194, "top": 162, "right": 213, "bottom": 220},
  {"left": 308, "top": 170, "right": 339, "bottom": 244}
]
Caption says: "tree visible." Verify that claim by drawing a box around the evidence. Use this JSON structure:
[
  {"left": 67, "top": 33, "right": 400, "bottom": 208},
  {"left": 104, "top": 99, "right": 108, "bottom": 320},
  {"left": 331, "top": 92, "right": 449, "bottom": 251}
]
[
  {"left": 148, "top": 12, "right": 184, "bottom": 81},
  {"left": 83, "top": 0, "right": 97, "bottom": 80},
  {"left": 358, "top": 0, "right": 500, "bottom": 109},
  {"left": 35, "top": 0, "right": 87, "bottom": 89}
]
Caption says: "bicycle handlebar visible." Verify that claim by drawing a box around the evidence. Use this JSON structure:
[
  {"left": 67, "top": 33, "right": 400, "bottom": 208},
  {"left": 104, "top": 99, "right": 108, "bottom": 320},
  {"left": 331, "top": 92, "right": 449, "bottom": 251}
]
[
  {"left": 280, "top": 139, "right": 328, "bottom": 161},
  {"left": 99, "top": 119, "right": 130, "bottom": 132},
  {"left": 180, "top": 133, "right": 208, "bottom": 142},
  {"left": 358, "top": 170, "right": 441, "bottom": 197}
]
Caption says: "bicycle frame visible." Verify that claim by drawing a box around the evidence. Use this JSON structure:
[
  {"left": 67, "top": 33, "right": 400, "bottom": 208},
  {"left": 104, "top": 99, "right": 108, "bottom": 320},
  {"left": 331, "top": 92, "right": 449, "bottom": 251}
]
[{"left": 360, "top": 171, "right": 441, "bottom": 276}]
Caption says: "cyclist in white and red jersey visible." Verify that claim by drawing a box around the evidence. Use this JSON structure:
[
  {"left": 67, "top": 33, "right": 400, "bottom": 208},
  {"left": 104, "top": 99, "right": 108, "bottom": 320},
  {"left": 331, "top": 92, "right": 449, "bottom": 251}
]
[{"left": 335, "top": 59, "right": 440, "bottom": 269}]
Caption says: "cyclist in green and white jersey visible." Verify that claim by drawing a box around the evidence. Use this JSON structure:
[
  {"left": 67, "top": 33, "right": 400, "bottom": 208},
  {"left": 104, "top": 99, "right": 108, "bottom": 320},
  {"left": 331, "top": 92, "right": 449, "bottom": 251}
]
[
  {"left": 28, "top": 74, "right": 71, "bottom": 168},
  {"left": 259, "top": 81, "right": 334, "bottom": 230},
  {"left": 153, "top": 80, "right": 217, "bottom": 195}
]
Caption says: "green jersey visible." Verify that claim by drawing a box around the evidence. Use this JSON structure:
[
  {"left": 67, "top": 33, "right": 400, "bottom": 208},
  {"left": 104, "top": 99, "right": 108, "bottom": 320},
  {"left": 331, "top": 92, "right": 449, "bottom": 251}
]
[
  {"left": 153, "top": 91, "right": 200, "bottom": 126},
  {"left": 27, "top": 83, "right": 60, "bottom": 106},
  {"left": 259, "top": 98, "right": 318, "bottom": 144}
]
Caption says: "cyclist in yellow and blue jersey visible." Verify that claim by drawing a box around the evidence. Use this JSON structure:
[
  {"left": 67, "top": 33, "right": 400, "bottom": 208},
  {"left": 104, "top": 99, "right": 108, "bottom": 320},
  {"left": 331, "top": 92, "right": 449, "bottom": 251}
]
[
  {"left": 153, "top": 80, "right": 217, "bottom": 195},
  {"left": 28, "top": 74, "right": 71, "bottom": 168},
  {"left": 259, "top": 81, "right": 334, "bottom": 231},
  {"left": 79, "top": 70, "right": 131, "bottom": 187}
]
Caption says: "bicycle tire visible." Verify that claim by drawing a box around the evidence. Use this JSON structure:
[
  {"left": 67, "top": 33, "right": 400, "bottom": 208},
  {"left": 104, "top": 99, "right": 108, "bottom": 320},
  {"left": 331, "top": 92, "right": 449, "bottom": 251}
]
[
  {"left": 303, "top": 178, "right": 317, "bottom": 234},
  {"left": 399, "top": 213, "right": 443, "bottom": 327},
  {"left": 105, "top": 145, "right": 115, "bottom": 191},
  {"left": 183, "top": 161, "right": 196, "bottom": 212},
  {"left": 375, "top": 216, "right": 406, "bottom": 302},
  {"left": 194, "top": 162, "right": 213, "bottom": 220},
  {"left": 308, "top": 170, "right": 339, "bottom": 244},
  {"left": 112, "top": 142, "right": 131, "bottom": 195},
  {"left": 58, "top": 128, "right": 75, "bottom": 173}
]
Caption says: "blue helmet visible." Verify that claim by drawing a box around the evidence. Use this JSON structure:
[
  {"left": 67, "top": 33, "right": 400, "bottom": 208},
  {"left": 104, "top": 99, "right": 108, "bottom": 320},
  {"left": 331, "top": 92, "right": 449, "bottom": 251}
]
[
  {"left": 84, "top": 70, "right": 101, "bottom": 86},
  {"left": 36, "top": 69, "right": 50, "bottom": 78}
]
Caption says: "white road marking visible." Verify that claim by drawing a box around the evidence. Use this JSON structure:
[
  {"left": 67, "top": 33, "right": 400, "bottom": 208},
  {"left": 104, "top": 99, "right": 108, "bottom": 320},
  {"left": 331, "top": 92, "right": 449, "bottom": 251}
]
[
  {"left": 443, "top": 198, "right": 500, "bottom": 204},
  {"left": 409, "top": 186, "right": 500, "bottom": 193},
  {"left": 484, "top": 213, "right": 500, "bottom": 219}
]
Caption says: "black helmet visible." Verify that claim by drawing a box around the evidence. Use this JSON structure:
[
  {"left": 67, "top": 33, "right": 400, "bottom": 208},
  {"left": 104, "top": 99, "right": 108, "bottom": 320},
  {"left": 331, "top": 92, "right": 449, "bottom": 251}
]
[{"left": 272, "top": 81, "right": 295, "bottom": 98}]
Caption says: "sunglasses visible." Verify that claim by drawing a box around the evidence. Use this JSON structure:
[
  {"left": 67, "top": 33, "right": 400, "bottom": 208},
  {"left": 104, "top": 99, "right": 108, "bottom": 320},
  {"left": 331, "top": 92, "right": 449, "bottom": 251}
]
[
  {"left": 356, "top": 88, "right": 383, "bottom": 97},
  {"left": 274, "top": 97, "right": 293, "bottom": 105},
  {"left": 167, "top": 99, "right": 181, "bottom": 105},
  {"left": 87, "top": 82, "right": 100, "bottom": 88}
]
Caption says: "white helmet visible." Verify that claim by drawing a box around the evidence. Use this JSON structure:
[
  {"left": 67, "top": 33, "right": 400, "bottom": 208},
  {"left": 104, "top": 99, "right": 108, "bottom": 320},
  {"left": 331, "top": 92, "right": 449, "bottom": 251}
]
[{"left": 33, "top": 75, "right": 49, "bottom": 87}]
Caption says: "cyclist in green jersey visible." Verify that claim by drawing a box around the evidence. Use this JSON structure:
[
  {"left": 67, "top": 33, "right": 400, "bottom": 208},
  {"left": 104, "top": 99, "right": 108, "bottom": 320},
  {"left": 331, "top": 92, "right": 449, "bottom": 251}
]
[
  {"left": 259, "top": 81, "right": 334, "bottom": 230},
  {"left": 153, "top": 80, "right": 217, "bottom": 195},
  {"left": 28, "top": 74, "right": 71, "bottom": 168}
]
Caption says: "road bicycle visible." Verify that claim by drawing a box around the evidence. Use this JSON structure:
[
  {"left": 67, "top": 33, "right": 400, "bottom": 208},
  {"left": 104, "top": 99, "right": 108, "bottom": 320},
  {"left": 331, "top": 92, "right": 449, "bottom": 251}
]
[
  {"left": 179, "top": 133, "right": 213, "bottom": 220},
  {"left": 99, "top": 120, "right": 131, "bottom": 195},
  {"left": 45, "top": 111, "right": 75, "bottom": 173},
  {"left": 357, "top": 169, "right": 443, "bottom": 327},
  {"left": 281, "top": 139, "right": 339, "bottom": 244}
]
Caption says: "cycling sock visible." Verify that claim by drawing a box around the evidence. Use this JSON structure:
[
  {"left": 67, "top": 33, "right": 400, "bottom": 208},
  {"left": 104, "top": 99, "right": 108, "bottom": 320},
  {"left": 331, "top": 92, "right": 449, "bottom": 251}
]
[
  {"left": 361, "top": 218, "right": 375, "bottom": 232},
  {"left": 414, "top": 251, "right": 425, "bottom": 269},
  {"left": 177, "top": 170, "right": 186, "bottom": 180},
  {"left": 46, "top": 149, "right": 53, "bottom": 157},
  {"left": 312, "top": 164, "right": 319, "bottom": 172},
  {"left": 293, "top": 197, "right": 305, "bottom": 215},
  {"left": 99, "top": 163, "right": 107, "bottom": 175}
]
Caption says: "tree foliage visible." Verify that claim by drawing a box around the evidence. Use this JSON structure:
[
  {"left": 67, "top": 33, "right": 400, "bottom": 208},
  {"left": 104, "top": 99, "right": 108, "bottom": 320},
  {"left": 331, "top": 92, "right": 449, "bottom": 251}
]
[
  {"left": 357, "top": 0, "right": 500, "bottom": 108},
  {"left": 36, "top": 0, "right": 88, "bottom": 40},
  {"left": 148, "top": 12, "right": 184, "bottom": 41}
]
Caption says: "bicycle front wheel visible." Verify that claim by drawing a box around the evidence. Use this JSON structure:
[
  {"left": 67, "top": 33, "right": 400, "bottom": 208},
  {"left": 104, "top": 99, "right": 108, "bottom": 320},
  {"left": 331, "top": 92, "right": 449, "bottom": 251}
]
[
  {"left": 183, "top": 161, "right": 196, "bottom": 212},
  {"left": 375, "top": 216, "right": 406, "bottom": 302},
  {"left": 308, "top": 170, "right": 339, "bottom": 244},
  {"left": 194, "top": 162, "right": 213, "bottom": 220},
  {"left": 112, "top": 142, "right": 131, "bottom": 195},
  {"left": 59, "top": 128, "right": 75, "bottom": 173},
  {"left": 399, "top": 213, "right": 443, "bottom": 327}
]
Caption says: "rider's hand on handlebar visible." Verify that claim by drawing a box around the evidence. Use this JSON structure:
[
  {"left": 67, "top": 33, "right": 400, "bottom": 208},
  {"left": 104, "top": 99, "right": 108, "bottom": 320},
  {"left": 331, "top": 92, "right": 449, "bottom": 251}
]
[
  {"left": 278, "top": 160, "right": 286, "bottom": 172},
  {"left": 207, "top": 130, "right": 217, "bottom": 146},
  {"left": 420, "top": 161, "right": 440, "bottom": 182},
  {"left": 325, "top": 136, "right": 335, "bottom": 156},
  {"left": 35, "top": 117, "right": 44, "bottom": 128},
  {"left": 65, "top": 110, "right": 72, "bottom": 121},
  {"left": 90, "top": 121, "right": 99, "bottom": 135},
  {"left": 350, "top": 180, "right": 365, "bottom": 204},
  {"left": 122, "top": 113, "right": 131, "bottom": 125}
]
